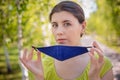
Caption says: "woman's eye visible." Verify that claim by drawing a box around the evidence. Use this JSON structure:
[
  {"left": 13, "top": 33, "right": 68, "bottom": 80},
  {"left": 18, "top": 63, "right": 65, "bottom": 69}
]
[
  {"left": 64, "top": 23, "right": 71, "bottom": 27},
  {"left": 52, "top": 24, "right": 58, "bottom": 28}
]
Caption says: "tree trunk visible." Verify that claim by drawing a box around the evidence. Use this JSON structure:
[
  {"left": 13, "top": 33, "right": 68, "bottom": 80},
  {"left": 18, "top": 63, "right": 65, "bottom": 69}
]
[
  {"left": 3, "top": 36, "right": 12, "bottom": 73},
  {"left": 16, "top": 0, "right": 28, "bottom": 80},
  {"left": 2, "top": 27, "right": 12, "bottom": 73},
  {"left": 1, "top": 3, "right": 12, "bottom": 73}
]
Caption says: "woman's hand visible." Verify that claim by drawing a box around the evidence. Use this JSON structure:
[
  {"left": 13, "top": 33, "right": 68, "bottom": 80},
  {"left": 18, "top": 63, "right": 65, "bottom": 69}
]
[
  {"left": 88, "top": 41, "right": 104, "bottom": 80},
  {"left": 19, "top": 48, "right": 44, "bottom": 80}
]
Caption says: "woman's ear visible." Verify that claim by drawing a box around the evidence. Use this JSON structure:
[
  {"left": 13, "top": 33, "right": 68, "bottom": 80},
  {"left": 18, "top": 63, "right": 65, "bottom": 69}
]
[
  {"left": 80, "top": 21, "right": 86, "bottom": 37},
  {"left": 81, "top": 21, "right": 86, "bottom": 31}
]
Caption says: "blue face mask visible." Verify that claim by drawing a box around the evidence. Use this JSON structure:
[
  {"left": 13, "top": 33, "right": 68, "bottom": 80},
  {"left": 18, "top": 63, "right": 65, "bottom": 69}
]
[{"left": 32, "top": 45, "right": 91, "bottom": 61}]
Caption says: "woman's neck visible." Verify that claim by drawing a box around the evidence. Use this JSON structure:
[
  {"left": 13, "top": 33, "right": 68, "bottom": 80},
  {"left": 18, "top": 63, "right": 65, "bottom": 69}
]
[
  {"left": 55, "top": 53, "right": 89, "bottom": 64},
  {"left": 54, "top": 53, "right": 90, "bottom": 79},
  {"left": 56, "top": 42, "right": 82, "bottom": 46}
]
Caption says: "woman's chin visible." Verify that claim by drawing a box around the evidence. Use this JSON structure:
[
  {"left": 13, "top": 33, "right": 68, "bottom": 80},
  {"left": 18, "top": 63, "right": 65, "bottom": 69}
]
[
  {"left": 57, "top": 42, "right": 68, "bottom": 45},
  {"left": 57, "top": 43, "right": 73, "bottom": 46},
  {"left": 56, "top": 42, "right": 80, "bottom": 46}
]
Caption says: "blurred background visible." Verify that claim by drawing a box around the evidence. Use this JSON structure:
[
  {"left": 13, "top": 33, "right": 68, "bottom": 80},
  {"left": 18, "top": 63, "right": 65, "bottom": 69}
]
[{"left": 0, "top": 0, "right": 120, "bottom": 80}]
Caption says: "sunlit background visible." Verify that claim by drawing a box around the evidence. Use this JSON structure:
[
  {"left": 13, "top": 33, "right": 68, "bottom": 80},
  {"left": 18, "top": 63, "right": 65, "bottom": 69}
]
[{"left": 0, "top": 0, "right": 120, "bottom": 80}]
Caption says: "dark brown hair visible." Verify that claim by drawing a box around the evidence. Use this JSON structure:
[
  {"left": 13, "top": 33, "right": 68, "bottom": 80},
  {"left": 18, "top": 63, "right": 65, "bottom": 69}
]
[{"left": 49, "top": 1, "right": 85, "bottom": 24}]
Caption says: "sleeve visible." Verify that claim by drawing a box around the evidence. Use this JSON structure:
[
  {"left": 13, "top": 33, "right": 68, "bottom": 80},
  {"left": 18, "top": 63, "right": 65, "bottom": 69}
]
[{"left": 99, "top": 56, "right": 113, "bottom": 78}]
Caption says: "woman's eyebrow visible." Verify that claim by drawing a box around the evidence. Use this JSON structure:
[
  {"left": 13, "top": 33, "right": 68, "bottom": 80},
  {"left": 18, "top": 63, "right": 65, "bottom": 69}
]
[
  {"left": 51, "top": 22, "right": 57, "bottom": 24},
  {"left": 51, "top": 20, "right": 71, "bottom": 24},
  {"left": 62, "top": 20, "right": 71, "bottom": 23}
]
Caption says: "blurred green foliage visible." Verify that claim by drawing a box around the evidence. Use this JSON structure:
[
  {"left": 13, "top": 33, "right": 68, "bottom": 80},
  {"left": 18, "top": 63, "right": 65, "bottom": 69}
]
[
  {"left": 87, "top": 0, "right": 120, "bottom": 49},
  {"left": 0, "top": 0, "right": 56, "bottom": 79}
]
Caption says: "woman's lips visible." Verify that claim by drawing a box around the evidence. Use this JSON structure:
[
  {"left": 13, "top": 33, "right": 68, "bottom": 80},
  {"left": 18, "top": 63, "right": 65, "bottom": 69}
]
[{"left": 57, "top": 39, "right": 67, "bottom": 44}]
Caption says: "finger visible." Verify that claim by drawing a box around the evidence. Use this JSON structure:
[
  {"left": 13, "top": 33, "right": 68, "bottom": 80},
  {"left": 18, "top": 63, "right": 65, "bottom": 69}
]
[
  {"left": 93, "top": 41, "right": 103, "bottom": 52},
  {"left": 94, "top": 48, "right": 104, "bottom": 63},
  {"left": 89, "top": 48, "right": 97, "bottom": 65},
  {"left": 90, "top": 47, "right": 94, "bottom": 55},
  {"left": 23, "top": 49, "right": 28, "bottom": 60},
  {"left": 36, "top": 50, "right": 41, "bottom": 61},
  {"left": 89, "top": 53, "right": 97, "bottom": 67},
  {"left": 19, "top": 56, "right": 28, "bottom": 68},
  {"left": 28, "top": 48, "right": 34, "bottom": 60}
]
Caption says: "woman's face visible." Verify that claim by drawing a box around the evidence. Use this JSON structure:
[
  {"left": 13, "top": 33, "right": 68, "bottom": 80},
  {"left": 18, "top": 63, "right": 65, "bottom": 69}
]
[{"left": 51, "top": 11, "right": 86, "bottom": 46}]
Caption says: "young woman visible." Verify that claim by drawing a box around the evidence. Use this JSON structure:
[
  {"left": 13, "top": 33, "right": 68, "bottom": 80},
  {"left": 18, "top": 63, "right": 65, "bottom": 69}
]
[{"left": 20, "top": 1, "right": 113, "bottom": 80}]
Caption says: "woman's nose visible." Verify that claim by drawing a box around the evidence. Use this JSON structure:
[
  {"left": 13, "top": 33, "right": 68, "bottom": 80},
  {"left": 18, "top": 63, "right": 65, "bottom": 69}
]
[{"left": 56, "top": 26, "right": 64, "bottom": 35}]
